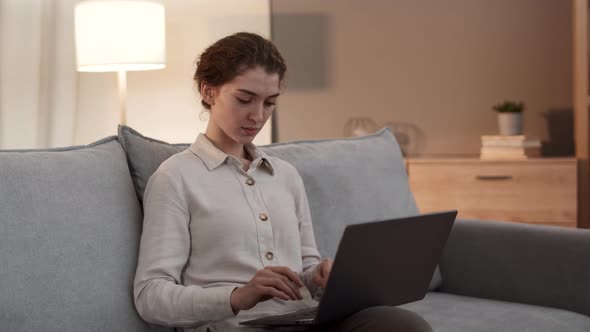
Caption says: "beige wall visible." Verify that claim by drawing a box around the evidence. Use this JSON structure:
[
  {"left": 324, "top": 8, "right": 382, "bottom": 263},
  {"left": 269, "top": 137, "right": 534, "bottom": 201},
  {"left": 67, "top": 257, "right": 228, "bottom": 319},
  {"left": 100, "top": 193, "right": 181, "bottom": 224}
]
[
  {"left": 77, "top": 0, "right": 272, "bottom": 145},
  {"left": 271, "top": 0, "right": 573, "bottom": 156},
  {"left": 0, "top": 0, "right": 43, "bottom": 149}
]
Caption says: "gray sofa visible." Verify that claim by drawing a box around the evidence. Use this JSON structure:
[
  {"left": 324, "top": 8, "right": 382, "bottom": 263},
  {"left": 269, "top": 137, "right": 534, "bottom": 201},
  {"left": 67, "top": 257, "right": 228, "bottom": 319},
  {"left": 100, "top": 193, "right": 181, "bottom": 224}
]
[{"left": 1, "top": 125, "right": 589, "bottom": 331}]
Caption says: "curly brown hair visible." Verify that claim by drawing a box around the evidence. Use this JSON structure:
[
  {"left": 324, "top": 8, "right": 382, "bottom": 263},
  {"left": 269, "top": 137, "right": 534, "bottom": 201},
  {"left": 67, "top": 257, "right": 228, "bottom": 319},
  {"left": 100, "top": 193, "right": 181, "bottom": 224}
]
[{"left": 194, "top": 32, "right": 287, "bottom": 109}]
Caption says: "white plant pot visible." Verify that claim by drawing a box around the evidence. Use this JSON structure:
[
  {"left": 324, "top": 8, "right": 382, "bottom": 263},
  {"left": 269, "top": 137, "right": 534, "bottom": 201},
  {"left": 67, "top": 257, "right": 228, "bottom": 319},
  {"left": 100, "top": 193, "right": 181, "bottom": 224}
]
[{"left": 498, "top": 113, "right": 523, "bottom": 135}]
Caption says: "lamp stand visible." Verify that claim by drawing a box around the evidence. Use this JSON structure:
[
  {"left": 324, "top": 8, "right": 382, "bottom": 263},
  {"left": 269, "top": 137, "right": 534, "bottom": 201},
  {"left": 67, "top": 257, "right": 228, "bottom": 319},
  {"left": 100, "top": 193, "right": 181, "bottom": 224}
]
[{"left": 117, "top": 70, "right": 127, "bottom": 125}]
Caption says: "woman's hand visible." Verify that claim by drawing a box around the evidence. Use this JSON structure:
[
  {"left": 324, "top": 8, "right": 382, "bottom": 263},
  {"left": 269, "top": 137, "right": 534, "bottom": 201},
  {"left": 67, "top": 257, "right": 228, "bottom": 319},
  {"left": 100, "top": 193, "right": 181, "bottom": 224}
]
[
  {"left": 311, "top": 258, "right": 333, "bottom": 289},
  {"left": 230, "top": 266, "right": 304, "bottom": 314}
]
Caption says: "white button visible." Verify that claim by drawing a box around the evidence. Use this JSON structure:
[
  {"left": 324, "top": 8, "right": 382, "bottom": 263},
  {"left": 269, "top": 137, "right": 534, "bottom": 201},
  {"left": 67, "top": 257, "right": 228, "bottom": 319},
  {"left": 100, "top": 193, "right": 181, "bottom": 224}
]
[
  {"left": 259, "top": 213, "right": 268, "bottom": 221},
  {"left": 265, "top": 252, "right": 274, "bottom": 260},
  {"left": 246, "top": 178, "right": 255, "bottom": 186}
]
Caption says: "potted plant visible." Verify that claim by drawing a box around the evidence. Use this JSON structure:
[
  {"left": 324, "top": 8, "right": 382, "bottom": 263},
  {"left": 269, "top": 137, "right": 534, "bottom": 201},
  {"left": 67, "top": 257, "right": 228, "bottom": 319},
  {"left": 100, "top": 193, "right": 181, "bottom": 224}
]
[{"left": 493, "top": 100, "right": 524, "bottom": 135}]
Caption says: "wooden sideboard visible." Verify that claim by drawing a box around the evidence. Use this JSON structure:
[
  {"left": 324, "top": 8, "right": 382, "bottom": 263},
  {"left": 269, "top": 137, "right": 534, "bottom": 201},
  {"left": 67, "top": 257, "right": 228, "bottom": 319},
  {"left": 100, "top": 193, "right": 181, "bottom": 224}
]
[{"left": 405, "top": 158, "right": 578, "bottom": 227}]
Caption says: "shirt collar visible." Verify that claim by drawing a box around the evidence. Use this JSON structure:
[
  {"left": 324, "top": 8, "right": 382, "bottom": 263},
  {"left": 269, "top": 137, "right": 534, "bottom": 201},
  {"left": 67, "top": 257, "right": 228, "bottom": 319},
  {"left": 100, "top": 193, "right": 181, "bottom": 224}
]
[{"left": 190, "top": 134, "right": 274, "bottom": 174}]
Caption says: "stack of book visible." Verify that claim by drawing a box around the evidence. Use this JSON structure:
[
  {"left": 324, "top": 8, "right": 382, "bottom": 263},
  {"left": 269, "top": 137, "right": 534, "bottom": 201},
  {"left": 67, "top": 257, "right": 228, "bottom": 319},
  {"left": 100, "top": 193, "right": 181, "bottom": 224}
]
[{"left": 480, "top": 135, "right": 542, "bottom": 160}]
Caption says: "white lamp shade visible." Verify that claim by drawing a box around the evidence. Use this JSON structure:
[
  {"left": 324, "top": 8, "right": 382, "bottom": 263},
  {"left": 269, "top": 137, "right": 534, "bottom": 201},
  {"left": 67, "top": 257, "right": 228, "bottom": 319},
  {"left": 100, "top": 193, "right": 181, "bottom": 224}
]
[{"left": 75, "top": 0, "right": 166, "bottom": 72}]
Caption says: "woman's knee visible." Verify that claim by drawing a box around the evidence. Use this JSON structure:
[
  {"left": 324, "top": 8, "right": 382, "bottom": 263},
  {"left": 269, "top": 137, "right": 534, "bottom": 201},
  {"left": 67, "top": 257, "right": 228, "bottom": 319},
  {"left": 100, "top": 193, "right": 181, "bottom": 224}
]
[{"left": 341, "top": 306, "right": 432, "bottom": 332}]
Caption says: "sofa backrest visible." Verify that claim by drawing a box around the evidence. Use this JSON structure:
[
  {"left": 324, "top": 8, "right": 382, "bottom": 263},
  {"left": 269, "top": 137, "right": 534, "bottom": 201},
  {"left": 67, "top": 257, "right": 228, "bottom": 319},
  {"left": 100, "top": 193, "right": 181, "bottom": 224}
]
[{"left": 0, "top": 138, "right": 171, "bottom": 332}]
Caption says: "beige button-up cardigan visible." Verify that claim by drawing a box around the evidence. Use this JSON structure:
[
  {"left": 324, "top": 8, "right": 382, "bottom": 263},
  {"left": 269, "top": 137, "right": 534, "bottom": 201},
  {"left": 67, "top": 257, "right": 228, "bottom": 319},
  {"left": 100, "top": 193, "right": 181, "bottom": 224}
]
[{"left": 134, "top": 134, "right": 321, "bottom": 331}]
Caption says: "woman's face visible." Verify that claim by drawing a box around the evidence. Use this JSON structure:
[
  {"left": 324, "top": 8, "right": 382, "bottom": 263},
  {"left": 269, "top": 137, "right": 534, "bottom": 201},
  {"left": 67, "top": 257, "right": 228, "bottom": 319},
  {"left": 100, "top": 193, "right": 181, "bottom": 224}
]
[{"left": 205, "top": 66, "right": 280, "bottom": 145}]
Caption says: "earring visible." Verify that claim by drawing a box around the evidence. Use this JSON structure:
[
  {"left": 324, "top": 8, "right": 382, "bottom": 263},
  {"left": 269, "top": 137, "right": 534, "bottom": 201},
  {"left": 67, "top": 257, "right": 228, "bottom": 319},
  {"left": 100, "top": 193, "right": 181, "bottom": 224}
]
[{"left": 199, "top": 109, "right": 210, "bottom": 122}]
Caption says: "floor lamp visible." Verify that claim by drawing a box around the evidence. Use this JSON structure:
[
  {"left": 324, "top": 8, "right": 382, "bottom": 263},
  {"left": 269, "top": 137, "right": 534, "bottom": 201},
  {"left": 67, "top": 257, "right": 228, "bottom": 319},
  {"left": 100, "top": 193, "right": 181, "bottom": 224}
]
[{"left": 74, "top": 0, "right": 166, "bottom": 125}]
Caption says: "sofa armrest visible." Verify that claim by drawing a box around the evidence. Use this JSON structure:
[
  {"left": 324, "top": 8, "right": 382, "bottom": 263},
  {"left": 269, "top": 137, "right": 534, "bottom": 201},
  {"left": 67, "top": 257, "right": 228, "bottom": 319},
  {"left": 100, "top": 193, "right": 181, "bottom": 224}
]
[{"left": 439, "top": 219, "right": 590, "bottom": 317}]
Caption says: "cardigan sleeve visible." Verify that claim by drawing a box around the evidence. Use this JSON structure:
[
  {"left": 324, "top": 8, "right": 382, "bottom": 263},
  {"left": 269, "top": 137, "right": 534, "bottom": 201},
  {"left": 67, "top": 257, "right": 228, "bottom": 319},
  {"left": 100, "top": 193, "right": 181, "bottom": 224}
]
[
  {"left": 292, "top": 172, "right": 322, "bottom": 297},
  {"left": 133, "top": 169, "right": 236, "bottom": 327}
]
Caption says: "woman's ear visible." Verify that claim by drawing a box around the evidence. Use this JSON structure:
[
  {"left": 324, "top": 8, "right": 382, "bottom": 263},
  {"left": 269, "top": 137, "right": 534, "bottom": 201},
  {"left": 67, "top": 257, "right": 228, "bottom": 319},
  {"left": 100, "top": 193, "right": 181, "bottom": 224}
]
[{"left": 200, "top": 83, "right": 216, "bottom": 106}]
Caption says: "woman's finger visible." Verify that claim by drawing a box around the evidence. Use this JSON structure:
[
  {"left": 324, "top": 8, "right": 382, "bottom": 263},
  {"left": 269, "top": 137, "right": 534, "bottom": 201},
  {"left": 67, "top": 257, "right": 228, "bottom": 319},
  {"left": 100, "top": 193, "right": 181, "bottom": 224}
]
[
  {"left": 258, "top": 276, "right": 298, "bottom": 300},
  {"left": 262, "top": 267, "right": 304, "bottom": 299},
  {"left": 321, "top": 260, "right": 332, "bottom": 278},
  {"left": 261, "top": 286, "right": 290, "bottom": 301},
  {"left": 276, "top": 274, "right": 303, "bottom": 300},
  {"left": 265, "top": 266, "right": 304, "bottom": 287},
  {"left": 272, "top": 272, "right": 303, "bottom": 300},
  {"left": 312, "top": 261, "right": 331, "bottom": 288}
]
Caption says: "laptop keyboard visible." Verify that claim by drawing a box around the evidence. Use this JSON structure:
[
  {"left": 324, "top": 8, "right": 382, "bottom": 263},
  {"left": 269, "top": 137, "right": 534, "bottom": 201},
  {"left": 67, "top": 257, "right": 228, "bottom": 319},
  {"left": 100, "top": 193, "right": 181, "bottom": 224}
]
[{"left": 274, "top": 307, "right": 318, "bottom": 321}]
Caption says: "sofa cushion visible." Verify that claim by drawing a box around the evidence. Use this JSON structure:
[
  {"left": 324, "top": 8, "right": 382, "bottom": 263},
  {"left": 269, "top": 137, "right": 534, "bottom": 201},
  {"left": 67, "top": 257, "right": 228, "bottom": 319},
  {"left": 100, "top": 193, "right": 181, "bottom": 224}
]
[
  {"left": 260, "top": 132, "right": 419, "bottom": 257},
  {"left": 118, "top": 125, "right": 442, "bottom": 290},
  {"left": 118, "top": 125, "right": 189, "bottom": 203},
  {"left": 0, "top": 137, "right": 171, "bottom": 332},
  {"left": 400, "top": 292, "right": 590, "bottom": 332}
]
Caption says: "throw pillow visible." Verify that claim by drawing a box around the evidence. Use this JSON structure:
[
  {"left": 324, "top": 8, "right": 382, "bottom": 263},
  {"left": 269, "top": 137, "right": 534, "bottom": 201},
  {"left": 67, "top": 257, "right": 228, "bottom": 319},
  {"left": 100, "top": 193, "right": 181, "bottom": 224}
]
[{"left": 118, "top": 125, "right": 189, "bottom": 203}]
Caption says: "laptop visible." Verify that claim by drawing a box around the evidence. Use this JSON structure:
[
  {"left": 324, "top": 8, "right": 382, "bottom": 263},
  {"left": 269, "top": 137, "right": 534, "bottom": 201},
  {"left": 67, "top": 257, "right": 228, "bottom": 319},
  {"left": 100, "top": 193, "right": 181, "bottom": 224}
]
[{"left": 240, "top": 210, "right": 457, "bottom": 328}]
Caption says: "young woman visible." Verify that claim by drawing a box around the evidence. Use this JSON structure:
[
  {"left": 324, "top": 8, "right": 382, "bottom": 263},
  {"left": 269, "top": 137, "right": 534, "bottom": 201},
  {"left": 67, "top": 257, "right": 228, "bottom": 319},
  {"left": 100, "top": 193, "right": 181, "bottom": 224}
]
[{"left": 133, "top": 32, "right": 431, "bottom": 332}]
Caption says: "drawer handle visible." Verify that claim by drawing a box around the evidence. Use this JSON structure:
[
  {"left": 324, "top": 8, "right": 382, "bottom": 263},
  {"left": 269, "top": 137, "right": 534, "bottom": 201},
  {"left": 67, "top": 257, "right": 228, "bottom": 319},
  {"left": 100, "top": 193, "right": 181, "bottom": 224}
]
[{"left": 476, "top": 175, "right": 513, "bottom": 181}]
